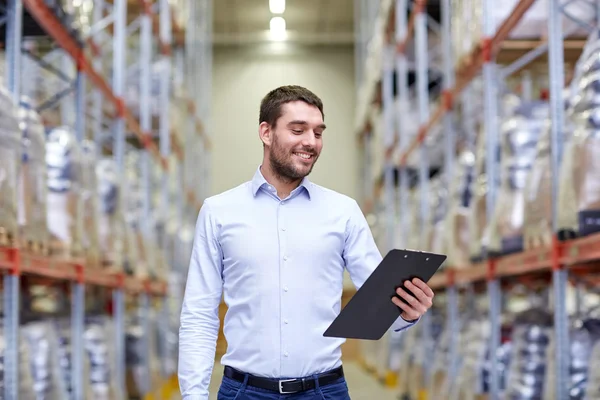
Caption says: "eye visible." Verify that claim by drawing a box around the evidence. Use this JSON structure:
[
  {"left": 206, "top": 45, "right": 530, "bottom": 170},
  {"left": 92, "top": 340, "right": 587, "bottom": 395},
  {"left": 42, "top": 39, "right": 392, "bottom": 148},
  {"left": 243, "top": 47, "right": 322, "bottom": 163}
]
[{"left": 292, "top": 129, "right": 303, "bottom": 134}]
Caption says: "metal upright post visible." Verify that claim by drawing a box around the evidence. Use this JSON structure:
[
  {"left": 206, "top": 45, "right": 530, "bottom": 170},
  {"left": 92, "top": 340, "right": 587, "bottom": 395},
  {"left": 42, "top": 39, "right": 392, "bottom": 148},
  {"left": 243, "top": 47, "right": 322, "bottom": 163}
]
[
  {"left": 139, "top": 2, "right": 154, "bottom": 396},
  {"left": 92, "top": 1, "right": 104, "bottom": 146},
  {"left": 4, "top": 1, "right": 23, "bottom": 399},
  {"left": 414, "top": 0, "right": 431, "bottom": 388},
  {"left": 482, "top": 0, "right": 501, "bottom": 397},
  {"left": 548, "top": 0, "right": 569, "bottom": 398},
  {"left": 71, "top": 58, "right": 87, "bottom": 400},
  {"left": 382, "top": 44, "right": 395, "bottom": 253},
  {"left": 395, "top": 0, "right": 409, "bottom": 249},
  {"left": 415, "top": 0, "right": 430, "bottom": 250},
  {"left": 112, "top": 0, "right": 127, "bottom": 397}
]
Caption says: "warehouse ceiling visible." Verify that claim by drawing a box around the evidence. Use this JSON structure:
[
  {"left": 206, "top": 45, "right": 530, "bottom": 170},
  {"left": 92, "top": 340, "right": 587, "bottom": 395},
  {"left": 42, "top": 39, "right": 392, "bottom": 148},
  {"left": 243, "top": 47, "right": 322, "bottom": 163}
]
[{"left": 213, "top": 0, "right": 355, "bottom": 45}]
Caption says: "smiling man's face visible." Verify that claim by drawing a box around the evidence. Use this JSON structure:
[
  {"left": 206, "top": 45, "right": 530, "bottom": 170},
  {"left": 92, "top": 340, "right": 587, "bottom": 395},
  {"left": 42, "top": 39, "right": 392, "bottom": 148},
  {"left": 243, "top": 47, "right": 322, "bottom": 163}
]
[{"left": 267, "top": 100, "right": 325, "bottom": 182}]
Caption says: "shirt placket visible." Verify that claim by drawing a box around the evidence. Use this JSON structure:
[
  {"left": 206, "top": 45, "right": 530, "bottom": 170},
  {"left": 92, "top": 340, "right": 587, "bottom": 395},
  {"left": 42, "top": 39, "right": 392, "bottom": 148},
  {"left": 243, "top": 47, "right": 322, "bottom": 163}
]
[{"left": 278, "top": 197, "right": 290, "bottom": 375}]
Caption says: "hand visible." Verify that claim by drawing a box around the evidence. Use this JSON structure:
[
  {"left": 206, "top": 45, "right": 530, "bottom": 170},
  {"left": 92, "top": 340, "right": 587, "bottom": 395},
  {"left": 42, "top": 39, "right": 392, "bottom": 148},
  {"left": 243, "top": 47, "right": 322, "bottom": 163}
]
[{"left": 391, "top": 278, "right": 434, "bottom": 322}]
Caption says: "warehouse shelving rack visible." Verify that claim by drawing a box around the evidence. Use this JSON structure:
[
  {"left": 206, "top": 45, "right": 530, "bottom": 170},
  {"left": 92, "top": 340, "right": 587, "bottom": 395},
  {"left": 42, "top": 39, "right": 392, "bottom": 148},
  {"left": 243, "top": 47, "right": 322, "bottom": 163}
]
[
  {"left": 355, "top": 0, "right": 600, "bottom": 399},
  {"left": 0, "top": 0, "right": 211, "bottom": 398}
]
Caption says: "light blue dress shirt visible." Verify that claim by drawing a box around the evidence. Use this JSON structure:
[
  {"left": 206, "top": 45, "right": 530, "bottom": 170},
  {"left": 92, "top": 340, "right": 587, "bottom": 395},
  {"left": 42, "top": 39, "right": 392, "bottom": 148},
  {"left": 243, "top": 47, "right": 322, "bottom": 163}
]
[{"left": 178, "top": 166, "right": 417, "bottom": 400}]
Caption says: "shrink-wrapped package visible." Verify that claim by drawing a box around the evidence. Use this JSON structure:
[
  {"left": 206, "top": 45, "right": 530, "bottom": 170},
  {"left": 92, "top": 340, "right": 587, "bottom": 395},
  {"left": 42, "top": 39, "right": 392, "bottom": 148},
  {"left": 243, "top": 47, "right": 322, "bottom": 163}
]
[
  {"left": 407, "top": 188, "right": 422, "bottom": 251},
  {"left": 96, "top": 158, "right": 125, "bottom": 271},
  {"left": 524, "top": 89, "right": 570, "bottom": 249},
  {"left": 557, "top": 31, "right": 600, "bottom": 237},
  {"left": 488, "top": 101, "right": 549, "bottom": 256},
  {"left": 505, "top": 308, "right": 553, "bottom": 400},
  {"left": 454, "top": 318, "right": 494, "bottom": 400},
  {"left": 21, "top": 320, "right": 63, "bottom": 399},
  {"left": 444, "top": 148, "right": 475, "bottom": 268},
  {"left": 425, "top": 174, "right": 448, "bottom": 254},
  {"left": 0, "top": 85, "right": 22, "bottom": 246},
  {"left": 586, "top": 339, "right": 600, "bottom": 399},
  {"left": 123, "top": 151, "right": 148, "bottom": 278},
  {"left": 80, "top": 140, "right": 101, "bottom": 267},
  {"left": 468, "top": 127, "right": 493, "bottom": 262},
  {"left": 84, "top": 316, "right": 118, "bottom": 400},
  {"left": 46, "top": 126, "right": 84, "bottom": 258},
  {"left": 17, "top": 96, "right": 49, "bottom": 253},
  {"left": 543, "top": 317, "right": 600, "bottom": 400},
  {"left": 397, "top": 324, "right": 419, "bottom": 400}
]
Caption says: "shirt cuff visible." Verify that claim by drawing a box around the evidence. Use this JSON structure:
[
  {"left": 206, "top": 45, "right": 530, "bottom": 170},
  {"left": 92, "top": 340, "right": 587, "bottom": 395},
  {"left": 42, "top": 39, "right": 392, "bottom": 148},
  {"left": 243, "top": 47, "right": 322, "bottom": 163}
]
[{"left": 391, "top": 315, "right": 419, "bottom": 332}]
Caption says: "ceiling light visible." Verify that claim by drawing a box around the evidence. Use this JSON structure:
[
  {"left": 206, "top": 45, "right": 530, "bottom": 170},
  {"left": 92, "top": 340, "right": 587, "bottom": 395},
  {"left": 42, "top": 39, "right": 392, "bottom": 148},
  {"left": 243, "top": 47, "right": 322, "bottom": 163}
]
[
  {"left": 269, "top": 0, "right": 285, "bottom": 14},
  {"left": 269, "top": 16, "right": 287, "bottom": 41}
]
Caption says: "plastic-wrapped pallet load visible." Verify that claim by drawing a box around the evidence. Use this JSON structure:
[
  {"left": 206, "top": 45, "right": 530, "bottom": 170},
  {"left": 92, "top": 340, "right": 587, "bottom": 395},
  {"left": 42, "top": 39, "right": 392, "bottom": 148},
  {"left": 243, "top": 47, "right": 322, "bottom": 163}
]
[
  {"left": 444, "top": 148, "right": 475, "bottom": 268},
  {"left": 585, "top": 338, "right": 600, "bottom": 399},
  {"left": 408, "top": 188, "right": 422, "bottom": 251},
  {"left": 542, "top": 315, "right": 600, "bottom": 400},
  {"left": 21, "top": 320, "right": 64, "bottom": 399},
  {"left": 0, "top": 84, "right": 22, "bottom": 247},
  {"left": 557, "top": 30, "right": 600, "bottom": 238},
  {"left": 523, "top": 88, "right": 571, "bottom": 249},
  {"left": 17, "top": 96, "right": 50, "bottom": 254},
  {"left": 80, "top": 140, "right": 101, "bottom": 267},
  {"left": 96, "top": 158, "right": 125, "bottom": 272},
  {"left": 504, "top": 307, "right": 553, "bottom": 400},
  {"left": 84, "top": 315, "right": 119, "bottom": 400},
  {"left": 123, "top": 151, "right": 149, "bottom": 278},
  {"left": 46, "top": 126, "right": 84, "bottom": 258},
  {"left": 425, "top": 173, "right": 448, "bottom": 254},
  {"left": 453, "top": 316, "right": 490, "bottom": 400},
  {"left": 487, "top": 100, "right": 549, "bottom": 257},
  {"left": 397, "top": 322, "right": 418, "bottom": 400}
]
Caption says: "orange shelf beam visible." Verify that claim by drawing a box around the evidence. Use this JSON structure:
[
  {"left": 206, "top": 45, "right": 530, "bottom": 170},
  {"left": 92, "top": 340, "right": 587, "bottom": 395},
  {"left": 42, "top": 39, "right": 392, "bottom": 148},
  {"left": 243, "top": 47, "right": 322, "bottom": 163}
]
[{"left": 0, "top": 248, "right": 166, "bottom": 296}]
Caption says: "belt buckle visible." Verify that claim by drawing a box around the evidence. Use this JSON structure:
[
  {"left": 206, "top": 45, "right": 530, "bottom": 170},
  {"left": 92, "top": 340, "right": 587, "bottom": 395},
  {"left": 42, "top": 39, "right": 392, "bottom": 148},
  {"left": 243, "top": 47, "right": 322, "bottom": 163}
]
[{"left": 278, "top": 378, "right": 297, "bottom": 394}]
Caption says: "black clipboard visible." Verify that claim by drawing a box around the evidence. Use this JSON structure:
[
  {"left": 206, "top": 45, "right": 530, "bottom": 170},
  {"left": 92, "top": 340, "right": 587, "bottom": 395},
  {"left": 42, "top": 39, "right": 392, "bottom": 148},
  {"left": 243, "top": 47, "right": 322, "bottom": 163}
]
[{"left": 323, "top": 249, "right": 446, "bottom": 340}]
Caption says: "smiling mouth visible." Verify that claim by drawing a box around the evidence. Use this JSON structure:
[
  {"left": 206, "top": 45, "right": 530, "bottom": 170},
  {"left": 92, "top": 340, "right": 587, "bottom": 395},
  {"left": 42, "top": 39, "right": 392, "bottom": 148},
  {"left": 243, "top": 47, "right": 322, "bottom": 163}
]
[{"left": 293, "top": 152, "right": 314, "bottom": 161}]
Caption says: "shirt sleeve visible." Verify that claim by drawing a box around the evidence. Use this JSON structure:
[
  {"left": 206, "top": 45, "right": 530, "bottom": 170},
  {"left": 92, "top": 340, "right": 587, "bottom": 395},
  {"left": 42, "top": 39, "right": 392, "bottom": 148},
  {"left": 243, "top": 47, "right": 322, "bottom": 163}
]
[
  {"left": 178, "top": 201, "right": 224, "bottom": 400},
  {"left": 342, "top": 199, "right": 417, "bottom": 333}
]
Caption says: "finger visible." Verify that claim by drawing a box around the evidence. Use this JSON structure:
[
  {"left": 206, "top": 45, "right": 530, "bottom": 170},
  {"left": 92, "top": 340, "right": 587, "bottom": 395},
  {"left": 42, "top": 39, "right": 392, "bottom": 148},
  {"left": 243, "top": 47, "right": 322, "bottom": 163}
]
[
  {"left": 392, "top": 297, "right": 418, "bottom": 318},
  {"left": 411, "top": 278, "right": 434, "bottom": 298},
  {"left": 404, "top": 281, "right": 431, "bottom": 306},
  {"left": 395, "top": 288, "right": 427, "bottom": 314}
]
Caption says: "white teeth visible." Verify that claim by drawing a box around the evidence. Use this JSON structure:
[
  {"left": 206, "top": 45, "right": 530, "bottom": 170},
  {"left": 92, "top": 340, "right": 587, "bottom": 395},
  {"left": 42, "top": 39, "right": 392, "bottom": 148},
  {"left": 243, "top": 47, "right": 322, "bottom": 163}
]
[{"left": 295, "top": 153, "right": 311, "bottom": 159}]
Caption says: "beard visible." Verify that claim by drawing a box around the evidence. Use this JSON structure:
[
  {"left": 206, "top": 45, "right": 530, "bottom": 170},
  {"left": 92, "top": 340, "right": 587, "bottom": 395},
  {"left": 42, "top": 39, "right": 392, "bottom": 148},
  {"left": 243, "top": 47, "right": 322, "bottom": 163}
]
[{"left": 269, "top": 133, "right": 318, "bottom": 183}]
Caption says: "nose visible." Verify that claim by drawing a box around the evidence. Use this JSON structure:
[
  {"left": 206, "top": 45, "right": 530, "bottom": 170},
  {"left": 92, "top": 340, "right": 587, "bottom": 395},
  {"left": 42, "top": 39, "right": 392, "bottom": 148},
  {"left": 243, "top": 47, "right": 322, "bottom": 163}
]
[{"left": 302, "top": 132, "right": 317, "bottom": 148}]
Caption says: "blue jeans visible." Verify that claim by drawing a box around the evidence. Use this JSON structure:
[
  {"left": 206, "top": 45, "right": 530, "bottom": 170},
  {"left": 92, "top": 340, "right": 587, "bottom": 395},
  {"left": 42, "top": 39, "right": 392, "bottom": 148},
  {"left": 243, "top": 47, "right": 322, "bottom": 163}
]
[{"left": 217, "top": 375, "right": 351, "bottom": 400}]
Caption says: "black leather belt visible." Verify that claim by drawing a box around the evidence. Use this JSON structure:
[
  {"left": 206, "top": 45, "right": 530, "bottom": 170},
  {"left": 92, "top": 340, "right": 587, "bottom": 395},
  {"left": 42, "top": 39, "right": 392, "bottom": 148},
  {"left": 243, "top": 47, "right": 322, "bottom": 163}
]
[{"left": 223, "top": 365, "right": 344, "bottom": 394}]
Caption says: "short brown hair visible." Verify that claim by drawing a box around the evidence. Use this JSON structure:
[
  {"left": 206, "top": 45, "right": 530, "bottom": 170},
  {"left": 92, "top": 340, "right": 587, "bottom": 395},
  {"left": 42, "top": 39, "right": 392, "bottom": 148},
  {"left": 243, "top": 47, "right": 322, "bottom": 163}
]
[{"left": 259, "top": 85, "right": 324, "bottom": 128}]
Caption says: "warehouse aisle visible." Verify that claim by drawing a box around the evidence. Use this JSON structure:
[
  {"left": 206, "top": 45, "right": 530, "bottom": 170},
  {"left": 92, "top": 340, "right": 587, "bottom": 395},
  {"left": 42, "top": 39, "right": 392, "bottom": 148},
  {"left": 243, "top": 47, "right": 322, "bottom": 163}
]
[{"left": 172, "top": 361, "right": 399, "bottom": 400}]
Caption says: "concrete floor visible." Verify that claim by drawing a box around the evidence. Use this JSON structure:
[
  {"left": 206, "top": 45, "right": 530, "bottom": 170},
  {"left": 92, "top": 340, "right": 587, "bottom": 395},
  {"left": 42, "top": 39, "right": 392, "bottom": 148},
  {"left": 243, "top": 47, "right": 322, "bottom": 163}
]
[{"left": 173, "top": 361, "right": 400, "bottom": 400}]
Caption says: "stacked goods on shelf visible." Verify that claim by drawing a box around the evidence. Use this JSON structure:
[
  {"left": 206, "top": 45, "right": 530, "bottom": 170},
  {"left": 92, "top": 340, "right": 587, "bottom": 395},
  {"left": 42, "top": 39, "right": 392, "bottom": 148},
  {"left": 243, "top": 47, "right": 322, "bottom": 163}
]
[
  {"left": 522, "top": 91, "right": 567, "bottom": 250},
  {"left": 80, "top": 140, "right": 101, "bottom": 267},
  {"left": 425, "top": 173, "right": 448, "bottom": 254},
  {"left": 46, "top": 125, "right": 84, "bottom": 259},
  {"left": 558, "top": 30, "right": 600, "bottom": 239},
  {"left": 124, "top": 151, "right": 149, "bottom": 279},
  {"left": 0, "top": 85, "right": 22, "bottom": 247},
  {"left": 542, "top": 312, "right": 600, "bottom": 399},
  {"left": 83, "top": 315, "right": 119, "bottom": 399},
  {"left": 586, "top": 336, "right": 600, "bottom": 399},
  {"left": 453, "top": 314, "right": 490, "bottom": 400},
  {"left": 396, "top": 323, "right": 419, "bottom": 400},
  {"left": 408, "top": 188, "right": 421, "bottom": 251},
  {"left": 504, "top": 306, "right": 553, "bottom": 399},
  {"left": 96, "top": 158, "right": 125, "bottom": 272},
  {"left": 18, "top": 96, "right": 50, "bottom": 254},
  {"left": 427, "top": 322, "right": 452, "bottom": 399},
  {"left": 443, "top": 147, "right": 475, "bottom": 268},
  {"left": 487, "top": 99, "right": 549, "bottom": 256}
]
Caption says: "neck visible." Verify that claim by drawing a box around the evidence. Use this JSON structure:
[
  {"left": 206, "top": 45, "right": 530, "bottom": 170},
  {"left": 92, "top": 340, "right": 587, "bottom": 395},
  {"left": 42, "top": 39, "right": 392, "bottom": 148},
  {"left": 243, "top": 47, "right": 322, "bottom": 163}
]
[{"left": 260, "top": 161, "right": 302, "bottom": 199}]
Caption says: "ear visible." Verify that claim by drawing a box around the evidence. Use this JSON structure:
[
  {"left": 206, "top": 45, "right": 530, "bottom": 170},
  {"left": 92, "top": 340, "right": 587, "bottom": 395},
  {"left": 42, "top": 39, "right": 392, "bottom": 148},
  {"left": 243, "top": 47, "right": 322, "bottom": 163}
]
[{"left": 259, "top": 122, "right": 272, "bottom": 147}]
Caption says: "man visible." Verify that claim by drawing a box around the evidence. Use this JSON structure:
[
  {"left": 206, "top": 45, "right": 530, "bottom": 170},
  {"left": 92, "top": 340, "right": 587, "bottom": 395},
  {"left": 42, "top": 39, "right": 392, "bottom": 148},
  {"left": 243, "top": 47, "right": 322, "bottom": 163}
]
[{"left": 178, "top": 85, "right": 435, "bottom": 400}]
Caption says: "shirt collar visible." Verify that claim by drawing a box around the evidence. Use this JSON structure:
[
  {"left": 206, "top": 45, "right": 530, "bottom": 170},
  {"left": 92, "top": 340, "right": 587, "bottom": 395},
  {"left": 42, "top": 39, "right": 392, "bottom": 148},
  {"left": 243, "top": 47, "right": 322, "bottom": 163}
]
[{"left": 251, "top": 165, "right": 312, "bottom": 199}]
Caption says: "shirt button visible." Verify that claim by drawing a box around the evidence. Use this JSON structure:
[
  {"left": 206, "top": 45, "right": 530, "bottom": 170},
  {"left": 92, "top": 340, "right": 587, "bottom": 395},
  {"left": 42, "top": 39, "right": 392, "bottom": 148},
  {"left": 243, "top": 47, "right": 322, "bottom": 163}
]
[
  {"left": 281, "top": 201, "right": 285, "bottom": 205},
  {"left": 284, "top": 352, "right": 289, "bottom": 357},
  {"left": 283, "top": 256, "right": 288, "bottom": 261},
  {"left": 284, "top": 286, "right": 288, "bottom": 292},
  {"left": 281, "top": 227, "right": 286, "bottom": 231},
  {"left": 284, "top": 319, "right": 289, "bottom": 324}
]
